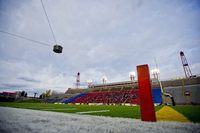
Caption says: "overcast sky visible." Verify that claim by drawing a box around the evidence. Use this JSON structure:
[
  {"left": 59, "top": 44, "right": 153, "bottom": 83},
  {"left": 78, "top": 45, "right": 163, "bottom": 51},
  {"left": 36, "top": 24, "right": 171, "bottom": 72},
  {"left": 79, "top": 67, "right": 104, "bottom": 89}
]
[{"left": 0, "top": 0, "right": 200, "bottom": 95}]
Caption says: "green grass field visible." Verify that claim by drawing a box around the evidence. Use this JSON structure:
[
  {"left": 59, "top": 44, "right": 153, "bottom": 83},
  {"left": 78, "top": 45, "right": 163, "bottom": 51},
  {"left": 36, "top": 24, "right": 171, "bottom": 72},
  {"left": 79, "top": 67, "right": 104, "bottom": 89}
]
[
  {"left": 0, "top": 102, "right": 199, "bottom": 123},
  {"left": 171, "top": 105, "right": 200, "bottom": 123}
]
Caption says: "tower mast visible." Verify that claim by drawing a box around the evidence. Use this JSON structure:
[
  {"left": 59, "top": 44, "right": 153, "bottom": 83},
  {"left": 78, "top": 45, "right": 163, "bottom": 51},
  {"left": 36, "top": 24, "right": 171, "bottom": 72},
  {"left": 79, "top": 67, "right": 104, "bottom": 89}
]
[
  {"left": 180, "top": 51, "right": 192, "bottom": 78},
  {"left": 76, "top": 72, "right": 80, "bottom": 89}
]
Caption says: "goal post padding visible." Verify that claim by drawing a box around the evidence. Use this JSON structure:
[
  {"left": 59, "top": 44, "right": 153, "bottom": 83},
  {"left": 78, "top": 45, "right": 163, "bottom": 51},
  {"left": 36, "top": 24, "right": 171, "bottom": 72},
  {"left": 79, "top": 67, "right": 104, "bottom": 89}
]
[{"left": 137, "top": 64, "right": 156, "bottom": 122}]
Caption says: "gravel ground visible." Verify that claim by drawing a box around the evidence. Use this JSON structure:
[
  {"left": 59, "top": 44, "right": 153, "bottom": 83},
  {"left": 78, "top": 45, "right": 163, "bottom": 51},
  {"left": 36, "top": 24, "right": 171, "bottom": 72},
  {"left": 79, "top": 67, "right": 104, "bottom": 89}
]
[{"left": 0, "top": 107, "right": 200, "bottom": 133}]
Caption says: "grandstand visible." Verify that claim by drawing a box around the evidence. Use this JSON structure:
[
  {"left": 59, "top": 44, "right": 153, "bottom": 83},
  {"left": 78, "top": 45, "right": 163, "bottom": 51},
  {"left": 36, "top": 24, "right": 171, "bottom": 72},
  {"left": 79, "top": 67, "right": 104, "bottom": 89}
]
[
  {"left": 71, "top": 90, "right": 139, "bottom": 105},
  {"left": 62, "top": 80, "right": 161, "bottom": 105},
  {"left": 3, "top": 76, "right": 198, "bottom": 105},
  {"left": 43, "top": 93, "right": 79, "bottom": 103},
  {"left": 60, "top": 76, "right": 200, "bottom": 105}
]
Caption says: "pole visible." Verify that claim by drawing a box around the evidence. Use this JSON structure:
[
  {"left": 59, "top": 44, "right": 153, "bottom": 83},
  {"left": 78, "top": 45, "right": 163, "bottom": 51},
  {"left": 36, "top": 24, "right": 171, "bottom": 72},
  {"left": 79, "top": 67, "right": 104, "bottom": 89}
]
[{"left": 137, "top": 64, "right": 156, "bottom": 122}]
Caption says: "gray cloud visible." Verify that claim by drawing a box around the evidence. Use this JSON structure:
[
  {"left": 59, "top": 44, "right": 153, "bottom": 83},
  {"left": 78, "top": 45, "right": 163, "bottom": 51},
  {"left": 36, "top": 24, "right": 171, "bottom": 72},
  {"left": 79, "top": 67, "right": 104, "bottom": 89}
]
[
  {"left": 0, "top": 83, "right": 28, "bottom": 89},
  {"left": 18, "top": 76, "right": 41, "bottom": 83},
  {"left": 0, "top": 0, "right": 200, "bottom": 94}
]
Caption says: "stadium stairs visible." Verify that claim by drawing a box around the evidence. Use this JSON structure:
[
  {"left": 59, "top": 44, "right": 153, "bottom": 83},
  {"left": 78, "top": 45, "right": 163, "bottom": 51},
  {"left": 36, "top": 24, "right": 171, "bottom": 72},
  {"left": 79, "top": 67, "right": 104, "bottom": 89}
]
[{"left": 62, "top": 93, "right": 88, "bottom": 104}]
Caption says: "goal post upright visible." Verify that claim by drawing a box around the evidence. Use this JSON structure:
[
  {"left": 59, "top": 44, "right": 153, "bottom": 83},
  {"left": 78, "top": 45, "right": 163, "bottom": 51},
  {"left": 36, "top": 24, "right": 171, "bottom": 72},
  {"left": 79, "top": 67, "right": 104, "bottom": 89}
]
[{"left": 137, "top": 64, "right": 156, "bottom": 122}]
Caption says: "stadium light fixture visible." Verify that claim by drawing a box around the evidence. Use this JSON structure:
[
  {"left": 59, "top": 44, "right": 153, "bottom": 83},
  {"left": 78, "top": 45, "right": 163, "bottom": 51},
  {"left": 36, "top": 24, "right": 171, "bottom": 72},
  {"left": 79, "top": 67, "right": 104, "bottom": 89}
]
[
  {"left": 87, "top": 79, "right": 93, "bottom": 84},
  {"left": 151, "top": 68, "right": 160, "bottom": 75},
  {"left": 102, "top": 76, "right": 107, "bottom": 81},
  {"left": 129, "top": 71, "right": 136, "bottom": 81},
  {"left": 129, "top": 71, "right": 136, "bottom": 77},
  {"left": 151, "top": 68, "right": 160, "bottom": 80},
  {"left": 87, "top": 79, "right": 93, "bottom": 87},
  {"left": 102, "top": 76, "right": 107, "bottom": 84}
]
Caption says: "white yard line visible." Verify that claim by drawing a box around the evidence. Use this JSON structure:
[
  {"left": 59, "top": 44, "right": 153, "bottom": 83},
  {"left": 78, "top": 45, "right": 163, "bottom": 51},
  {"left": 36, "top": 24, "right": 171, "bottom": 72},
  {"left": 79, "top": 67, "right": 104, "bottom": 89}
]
[
  {"left": 28, "top": 107, "right": 55, "bottom": 108},
  {"left": 76, "top": 110, "right": 110, "bottom": 114},
  {"left": 42, "top": 108, "right": 77, "bottom": 111}
]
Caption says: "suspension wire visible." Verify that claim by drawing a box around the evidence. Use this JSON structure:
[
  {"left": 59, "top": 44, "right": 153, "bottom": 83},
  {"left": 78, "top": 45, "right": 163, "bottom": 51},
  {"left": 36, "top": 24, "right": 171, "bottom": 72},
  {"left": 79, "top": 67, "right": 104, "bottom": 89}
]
[
  {"left": 40, "top": 0, "right": 57, "bottom": 44},
  {"left": 0, "top": 30, "right": 51, "bottom": 47}
]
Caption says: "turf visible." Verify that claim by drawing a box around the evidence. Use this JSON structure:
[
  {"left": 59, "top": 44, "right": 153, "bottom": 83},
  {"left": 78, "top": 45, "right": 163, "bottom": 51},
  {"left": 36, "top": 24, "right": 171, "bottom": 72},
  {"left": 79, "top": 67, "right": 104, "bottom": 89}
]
[
  {"left": 171, "top": 105, "right": 200, "bottom": 123},
  {"left": 0, "top": 102, "right": 199, "bottom": 123},
  {"left": 16, "top": 99, "right": 42, "bottom": 103},
  {"left": 0, "top": 102, "right": 162, "bottom": 119}
]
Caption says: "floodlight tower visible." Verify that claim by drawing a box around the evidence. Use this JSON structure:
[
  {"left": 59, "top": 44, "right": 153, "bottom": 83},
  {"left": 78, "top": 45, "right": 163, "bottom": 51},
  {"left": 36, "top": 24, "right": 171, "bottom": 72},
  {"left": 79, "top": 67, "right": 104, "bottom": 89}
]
[
  {"left": 87, "top": 79, "right": 93, "bottom": 88},
  {"left": 151, "top": 68, "right": 160, "bottom": 80},
  {"left": 102, "top": 76, "right": 107, "bottom": 84},
  {"left": 129, "top": 71, "right": 136, "bottom": 81},
  {"left": 76, "top": 72, "right": 80, "bottom": 89},
  {"left": 34, "top": 92, "right": 38, "bottom": 98},
  {"left": 180, "top": 51, "right": 192, "bottom": 78}
]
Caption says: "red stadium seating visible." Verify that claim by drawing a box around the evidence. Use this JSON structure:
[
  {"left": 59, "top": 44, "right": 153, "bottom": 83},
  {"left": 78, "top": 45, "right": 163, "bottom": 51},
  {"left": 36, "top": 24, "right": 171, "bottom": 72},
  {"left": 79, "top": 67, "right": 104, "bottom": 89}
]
[{"left": 71, "top": 90, "right": 139, "bottom": 104}]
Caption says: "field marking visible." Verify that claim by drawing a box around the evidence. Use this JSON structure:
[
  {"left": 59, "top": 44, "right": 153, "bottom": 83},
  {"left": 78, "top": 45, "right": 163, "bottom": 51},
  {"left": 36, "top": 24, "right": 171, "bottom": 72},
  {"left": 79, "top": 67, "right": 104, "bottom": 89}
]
[
  {"left": 28, "top": 107, "right": 55, "bottom": 109},
  {"left": 76, "top": 110, "right": 110, "bottom": 114},
  {"left": 156, "top": 106, "right": 190, "bottom": 123},
  {"left": 42, "top": 108, "right": 77, "bottom": 111}
]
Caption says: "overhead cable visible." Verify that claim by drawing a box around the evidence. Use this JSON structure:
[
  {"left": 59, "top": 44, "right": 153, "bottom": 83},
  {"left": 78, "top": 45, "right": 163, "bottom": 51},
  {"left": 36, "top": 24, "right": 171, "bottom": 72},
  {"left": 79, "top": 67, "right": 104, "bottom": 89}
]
[
  {"left": 41, "top": 0, "right": 57, "bottom": 43},
  {"left": 0, "top": 30, "right": 51, "bottom": 47}
]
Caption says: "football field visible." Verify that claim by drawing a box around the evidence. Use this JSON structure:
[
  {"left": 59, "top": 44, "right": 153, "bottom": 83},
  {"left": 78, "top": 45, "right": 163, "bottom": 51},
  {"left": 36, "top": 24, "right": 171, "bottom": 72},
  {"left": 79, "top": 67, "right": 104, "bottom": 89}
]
[{"left": 0, "top": 102, "right": 199, "bottom": 123}]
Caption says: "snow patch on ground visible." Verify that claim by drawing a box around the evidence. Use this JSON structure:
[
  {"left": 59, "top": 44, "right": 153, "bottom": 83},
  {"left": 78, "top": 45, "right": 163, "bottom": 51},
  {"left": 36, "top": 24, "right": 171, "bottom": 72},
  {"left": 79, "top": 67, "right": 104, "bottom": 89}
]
[{"left": 0, "top": 107, "right": 200, "bottom": 133}]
